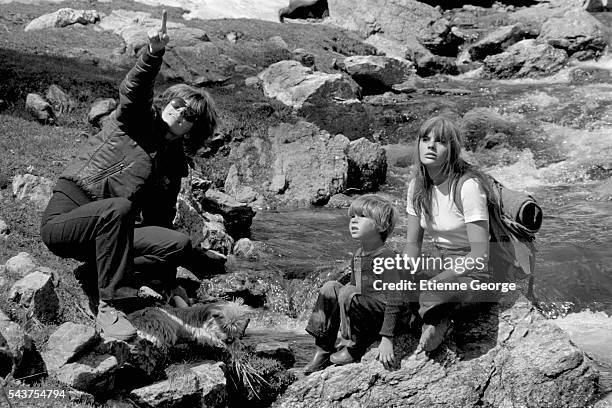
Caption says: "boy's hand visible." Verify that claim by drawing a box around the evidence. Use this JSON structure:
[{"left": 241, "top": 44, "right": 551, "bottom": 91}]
[
  {"left": 374, "top": 336, "right": 396, "bottom": 369},
  {"left": 148, "top": 10, "right": 169, "bottom": 54}
]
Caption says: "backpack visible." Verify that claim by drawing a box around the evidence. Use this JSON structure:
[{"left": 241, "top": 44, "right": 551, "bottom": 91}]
[{"left": 454, "top": 175, "right": 542, "bottom": 282}]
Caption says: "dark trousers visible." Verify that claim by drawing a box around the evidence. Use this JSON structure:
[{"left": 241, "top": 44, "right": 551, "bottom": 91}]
[
  {"left": 305, "top": 281, "right": 386, "bottom": 356},
  {"left": 41, "top": 191, "right": 192, "bottom": 303}
]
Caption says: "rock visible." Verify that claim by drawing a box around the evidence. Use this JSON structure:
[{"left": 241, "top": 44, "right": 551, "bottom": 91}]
[
  {"left": 45, "top": 84, "right": 77, "bottom": 115},
  {"left": 584, "top": 0, "right": 611, "bottom": 11},
  {"left": 0, "top": 219, "right": 8, "bottom": 238},
  {"left": 8, "top": 271, "right": 60, "bottom": 320},
  {"left": 468, "top": 23, "right": 535, "bottom": 62},
  {"left": 226, "top": 31, "right": 242, "bottom": 44},
  {"left": 201, "top": 271, "right": 268, "bottom": 307},
  {"left": 328, "top": 0, "right": 441, "bottom": 43},
  {"left": 268, "top": 35, "right": 289, "bottom": 50},
  {"left": 4, "top": 252, "right": 37, "bottom": 277},
  {"left": 347, "top": 138, "right": 387, "bottom": 192},
  {"left": 586, "top": 164, "right": 612, "bottom": 181},
  {"left": 326, "top": 193, "right": 353, "bottom": 208},
  {"left": 0, "top": 310, "right": 45, "bottom": 380},
  {"left": 483, "top": 39, "right": 568, "bottom": 79},
  {"left": 24, "top": 8, "right": 100, "bottom": 32},
  {"left": 225, "top": 165, "right": 259, "bottom": 203},
  {"left": 130, "top": 362, "right": 226, "bottom": 408},
  {"left": 269, "top": 121, "right": 350, "bottom": 206},
  {"left": 88, "top": 98, "right": 117, "bottom": 126},
  {"left": 538, "top": 8, "right": 607, "bottom": 60},
  {"left": 276, "top": 294, "right": 598, "bottom": 407},
  {"left": 55, "top": 354, "right": 119, "bottom": 394},
  {"left": 292, "top": 48, "right": 315, "bottom": 67},
  {"left": 415, "top": 53, "right": 458, "bottom": 76},
  {"left": 255, "top": 342, "right": 295, "bottom": 369},
  {"left": 416, "top": 17, "right": 461, "bottom": 56},
  {"left": 201, "top": 212, "right": 235, "bottom": 255},
  {"left": 198, "top": 189, "right": 256, "bottom": 239},
  {"left": 460, "top": 107, "right": 536, "bottom": 151},
  {"left": 245, "top": 76, "right": 261, "bottom": 87},
  {"left": 233, "top": 238, "right": 257, "bottom": 260},
  {"left": 12, "top": 173, "right": 54, "bottom": 211},
  {"left": 258, "top": 60, "right": 370, "bottom": 140},
  {"left": 270, "top": 174, "right": 288, "bottom": 194},
  {"left": 43, "top": 323, "right": 100, "bottom": 372},
  {"left": 25, "top": 93, "right": 55, "bottom": 124},
  {"left": 339, "top": 56, "right": 415, "bottom": 94}
]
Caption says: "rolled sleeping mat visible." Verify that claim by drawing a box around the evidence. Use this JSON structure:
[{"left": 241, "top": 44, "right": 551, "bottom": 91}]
[{"left": 498, "top": 185, "right": 543, "bottom": 233}]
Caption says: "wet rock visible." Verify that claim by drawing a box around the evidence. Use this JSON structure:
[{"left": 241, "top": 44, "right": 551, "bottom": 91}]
[
  {"left": 326, "top": 193, "right": 353, "bottom": 208},
  {"left": 292, "top": 48, "right": 315, "bottom": 67},
  {"left": 483, "top": 39, "right": 568, "bottom": 79},
  {"left": 269, "top": 121, "right": 350, "bottom": 206},
  {"left": 88, "top": 98, "right": 117, "bottom": 126},
  {"left": 198, "top": 189, "right": 256, "bottom": 239},
  {"left": 12, "top": 173, "right": 54, "bottom": 211},
  {"left": 468, "top": 23, "right": 535, "bottom": 62},
  {"left": 233, "top": 238, "right": 258, "bottom": 260},
  {"left": 0, "top": 219, "right": 8, "bottom": 238},
  {"left": 339, "top": 55, "right": 415, "bottom": 94},
  {"left": 43, "top": 323, "right": 100, "bottom": 371},
  {"left": 276, "top": 294, "right": 598, "bottom": 407},
  {"left": 586, "top": 164, "right": 612, "bottom": 181},
  {"left": 130, "top": 362, "right": 226, "bottom": 408},
  {"left": 45, "top": 84, "right": 77, "bottom": 115},
  {"left": 415, "top": 53, "right": 458, "bottom": 76},
  {"left": 4, "top": 252, "right": 36, "bottom": 277},
  {"left": 25, "top": 93, "right": 55, "bottom": 124},
  {"left": 201, "top": 271, "right": 268, "bottom": 307},
  {"left": 539, "top": 8, "right": 607, "bottom": 60},
  {"left": 0, "top": 310, "right": 45, "bottom": 380},
  {"left": 24, "top": 8, "right": 100, "bottom": 31},
  {"left": 255, "top": 342, "right": 295, "bottom": 369},
  {"left": 8, "top": 271, "right": 60, "bottom": 320},
  {"left": 347, "top": 138, "right": 387, "bottom": 192},
  {"left": 258, "top": 60, "right": 370, "bottom": 140},
  {"left": 461, "top": 107, "right": 535, "bottom": 151},
  {"left": 201, "top": 212, "right": 235, "bottom": 256}
]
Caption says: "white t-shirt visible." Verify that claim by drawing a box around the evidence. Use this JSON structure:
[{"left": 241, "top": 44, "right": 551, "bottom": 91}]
[{"left": 406, "top": 178, "right": 489, "bottom": 249}]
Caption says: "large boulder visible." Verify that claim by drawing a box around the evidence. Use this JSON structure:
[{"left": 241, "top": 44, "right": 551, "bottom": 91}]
[
  {"left": 347, "top": 138, "right": 387, "bottom": 192},
  {"left": 258, "top": 60, "right": 370, "bottom": 140},
  {"left": 538, "top": 8, "right": 608, "bottom": 60},
  {"left": 24, "top": 8, "right": 100, "bottom": 32},
  {"left": 45, "top": 84, "right": 77, "bottom": 116},
  {"left": 98, "top": 10, "right": 226, "bottom": 85},
  {"left": 12, "top": 174, "right": 54, "bottom": 211},
  {"left": 468, "top": 23, "right": 536, "bottom": 62},
  {"left": 483, "top": 39, "right": 568, "bottom": 79},
  {"left": 25, "top": 93, "right": 55, "bottom": 124},
  {"left": 198, "top": 189, "right": 256, "bottom": 239},
  {"left": 339, "top": 56, "right": 415, "bottom": 94},
  {"left": 275, "top": 294, "right": 599, "bottom": 407},
  {"left": 43, "top": 323, "right": 100, "bottom": 372},
  {"left": 4, "top": 252, "right": 37, "bottom": 277},
  {"left": 269, "top": 121, "right": 350, "bottom": 206},
  {"left": 88, "top": 98, "right": 117, "bottom": 126}
]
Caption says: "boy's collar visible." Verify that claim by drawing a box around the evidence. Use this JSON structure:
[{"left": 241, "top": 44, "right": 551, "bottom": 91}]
[{"left": 356, "top": 244, "right": 387, "bottom": 257}]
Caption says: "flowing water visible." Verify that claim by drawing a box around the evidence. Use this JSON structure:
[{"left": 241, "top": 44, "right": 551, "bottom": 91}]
[{"left": 246, "top": 56, "right": 612, "bottom": 378}]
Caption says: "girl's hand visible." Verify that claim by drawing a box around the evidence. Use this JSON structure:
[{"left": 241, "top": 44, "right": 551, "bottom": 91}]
[
  {"left": 148, "top": 10, "right": 170, "bottom": 54},
  {"left": 374, "top": 336, "right": 396, "bottom": 369}
]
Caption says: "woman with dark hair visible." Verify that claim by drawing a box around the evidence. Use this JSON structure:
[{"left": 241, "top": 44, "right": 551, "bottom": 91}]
[
  {"left": 405, "top": 115, "right": 493, "bottom": 353},
  {"left": 40, "top": 11, "right": 220, "bottom": 342}
]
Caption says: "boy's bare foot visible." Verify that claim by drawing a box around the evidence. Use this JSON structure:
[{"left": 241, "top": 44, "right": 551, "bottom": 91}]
[{"left": 416, "top": 317, "right": 451, "bottom": 353}]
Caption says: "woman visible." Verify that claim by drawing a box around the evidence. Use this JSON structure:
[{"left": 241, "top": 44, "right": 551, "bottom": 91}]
[
  {"left": 40, "top": 11, "right": 219, "bottom": 342},
  {"left": 405, "top": 115, "right": 493, "bottom": 353}
]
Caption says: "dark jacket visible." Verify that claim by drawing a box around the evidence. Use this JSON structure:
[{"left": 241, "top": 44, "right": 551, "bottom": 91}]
[{"left": 59, "top": 49, "right": 188, "bottom": 228}]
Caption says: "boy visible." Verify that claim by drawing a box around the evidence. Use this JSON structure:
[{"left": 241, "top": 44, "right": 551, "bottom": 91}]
[{"left": 303, "top": 194, "right": 406, "bottom": 374}]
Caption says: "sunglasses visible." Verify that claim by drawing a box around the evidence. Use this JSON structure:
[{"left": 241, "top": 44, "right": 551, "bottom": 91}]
[{"left": 169, "top": 97, "right": 198, "bottom": 122}]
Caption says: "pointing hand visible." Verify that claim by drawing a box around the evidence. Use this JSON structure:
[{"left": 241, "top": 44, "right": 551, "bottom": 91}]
[{"left": 148, "top": 10, "right": 170, "bottom": 54}]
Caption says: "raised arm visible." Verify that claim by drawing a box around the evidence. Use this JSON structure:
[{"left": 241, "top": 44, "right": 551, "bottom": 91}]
[{"left": 115, "top": 10, "right": 169, "bottom": 127}]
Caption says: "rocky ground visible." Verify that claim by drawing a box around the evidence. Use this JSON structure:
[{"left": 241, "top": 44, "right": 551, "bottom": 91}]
[{"left": 1, "top": 0, "right": 611, "bottom": 406}]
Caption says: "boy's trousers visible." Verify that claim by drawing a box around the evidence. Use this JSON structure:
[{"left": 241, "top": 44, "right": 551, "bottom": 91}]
[
  {"left": 305, "top": 281, "right": 387, "bottom": 354},
  {"left": 41, "top": 191, "right": 192, "bottom": 303}
]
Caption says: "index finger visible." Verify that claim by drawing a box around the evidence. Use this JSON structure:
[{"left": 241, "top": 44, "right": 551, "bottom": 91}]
[{"left": 161, "top": 10, "right": 167, "bottom": 33}]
